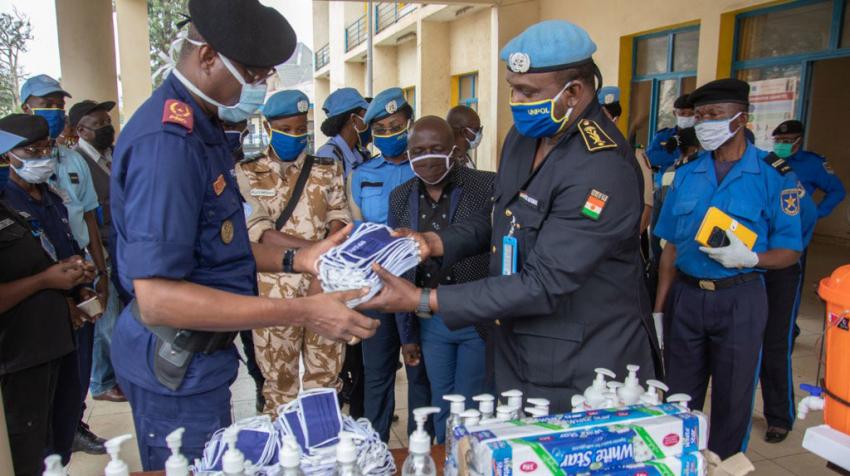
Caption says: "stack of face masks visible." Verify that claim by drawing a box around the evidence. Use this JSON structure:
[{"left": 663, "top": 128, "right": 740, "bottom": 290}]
[
  {"left": 192, "top": 388, "right": 395, "bottom": 476},
  {"left": 319, "top": 223, "right": 421, "bottom": 308}
]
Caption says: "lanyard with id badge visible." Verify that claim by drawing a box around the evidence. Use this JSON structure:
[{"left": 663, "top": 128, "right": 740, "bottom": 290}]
[
  {"left": 29, "top": 218, "right": 58, "bottom": 262},
  {"left": 502, "top": 215, "right": 518, "bottom": 276}
]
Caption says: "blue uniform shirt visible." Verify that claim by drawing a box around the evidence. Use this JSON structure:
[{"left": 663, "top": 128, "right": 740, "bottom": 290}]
[
  {"left": 655, "top": 143, "right": 803, "bottom": 279},
  {"left": 315, "top": 135, "right": 368, "bottom": 178},
  {"left": 3, "top": 181, "right": 80, "bottom": 260},
  {"left": 646, "top": 127, "right": 679, "bottom": 170},
  {"left": 787, "top": 150, "right": 846, "bottom": 218},
  {"left": 110, "top": 73, "right": 256, "bottom": 396},
  {"left": 348, "top": 154, "right": 415, "bottom": 224},
  {"left": 50, "top": 146, "right": 100, "bottom": 249}
]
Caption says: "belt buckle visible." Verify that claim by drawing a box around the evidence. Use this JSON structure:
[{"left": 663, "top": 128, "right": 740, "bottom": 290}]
[{"left": 698, "top": 280, "right": 716, "bottom": 291}]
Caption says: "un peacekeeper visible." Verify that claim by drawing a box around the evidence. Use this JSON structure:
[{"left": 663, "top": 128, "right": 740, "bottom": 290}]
[
  {"left": 653, "top": 79, "right": 803, "bottom": 458},
  {"left": 109, "top": 0, "right": 378, "bottom": 469},
  {"left": 236, "top": 89, "right": 352, "bottom": 414},
  {"left": 314, "top": 87, "right": 373, "bottom": 178},
  {"left": 365, "top": 20, "right": 657, "bottom": 412},
  {"left": 772, "top": 120, "right": 845, "bottom": 218},
  {"left": 646, "top": 93, "right": 694, "bottom": 170}
]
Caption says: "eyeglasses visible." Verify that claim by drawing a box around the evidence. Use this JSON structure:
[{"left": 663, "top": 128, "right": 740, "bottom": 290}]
[
  {"left": 372, "top": 121, "right": 409, "bottom": 136},
  {"left": 17, "top": 141, "right": 57, "bottom": 157},
  {"left": 773, "top": 137, "right": 800, "bottom": 145}
]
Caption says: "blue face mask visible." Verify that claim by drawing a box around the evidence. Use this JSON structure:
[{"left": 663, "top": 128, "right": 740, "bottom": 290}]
[
  {"left": 509, "top": 81, "right": 574, "bottom": 138},
  {"left": 32, "top": 108, "right": 66, "bottom": 139},
  {"left": 270, "top": 129, "right": 308, "bottom": 162},
  {"left": 353, "top": 114, "right": 372, "bottom": 147},
  {"left": 224, "top": 130, "right": 244, "bottom": 153},
  {"left": 373, "top": 126, "right": 409, "bottom": 158}
]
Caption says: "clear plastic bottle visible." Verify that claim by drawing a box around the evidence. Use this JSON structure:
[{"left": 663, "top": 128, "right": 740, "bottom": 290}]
[
  {"left": 501, "top": 389, "right": 524, "bottom": 419},
  {"left": 165, "top": 428, "right": 189, "bottom": 476},
  {"left": 442, "top": 394, "right": 465, "bottom": 456},
  {"left": 472, "top": 394, "right": 495, "bottom": 420},
  {"left": 334, "top": 431, "right": 362, "bottom": 476},
  {"left": 402, "top": 407, "right": 440, "bottom": 476}
]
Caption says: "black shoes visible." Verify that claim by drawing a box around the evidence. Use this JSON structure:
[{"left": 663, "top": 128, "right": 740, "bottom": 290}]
[
  {"left": 72, "top": 424, "right": 106, "bottom": 454},
  {"left": 765, "top": 427, "right": 790, "bottom": 444}
]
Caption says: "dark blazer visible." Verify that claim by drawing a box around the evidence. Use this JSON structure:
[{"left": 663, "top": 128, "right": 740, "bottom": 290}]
[
  {"left": 433, "top": 101, "right": 657, "bottom": 413},
  {"left": 387, "top": 166, "right": 496, "bottom": 344}
]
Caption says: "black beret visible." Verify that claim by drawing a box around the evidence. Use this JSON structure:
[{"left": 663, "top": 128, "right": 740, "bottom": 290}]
[
  {"left": 0, "top": 114, "right": 49, "bottom": 147},
  {"left": 188, "top": 0, "right": 296, "bottom": 69},
  {"left": 69, "top": 100, "right": 115, "bottom": 127},
  {"left": 674, "top": 93, "right": 693, "bottom": 109},
  {"left": 689, "top": 79, "right": 750, "bottom": 107},
  {"left": 772, "top": 120, "right": 804, "bottom": 136}
]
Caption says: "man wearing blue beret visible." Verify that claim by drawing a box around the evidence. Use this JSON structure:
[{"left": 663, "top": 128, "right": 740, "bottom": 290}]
[{"left": 366, "top": 20, "right": 657, "bottom": 413}]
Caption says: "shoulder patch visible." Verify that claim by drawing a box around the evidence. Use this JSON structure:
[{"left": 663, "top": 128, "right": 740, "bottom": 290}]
[
  {"left": 673, "top": 152, "right": 698, "bottom": 170},
  {"left": 781, "top": 188, "right": 800, "bottom": 216},
  {"left": 162, "top": 99, "right": 194, "bottom": 132},
  {"left": 578, "top": 119, "right": 617, "bottom": 152},
  {"left": 311, "top": 155, "right": 337, "bottom": 167},
  {"left": 764, "top": 153, "right": 792, "bottom": 175}
]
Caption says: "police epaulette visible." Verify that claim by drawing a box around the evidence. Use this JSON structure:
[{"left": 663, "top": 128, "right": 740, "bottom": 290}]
[
  {"left": 764, "top": 152, "right": 792, "bottom": 175},
  {"left": 310, "top": 155, "right": 337, "bottom": 166},
  {"left": 578, "top": 119, "right": 617, "bottom": 152},
  {"left": 673, "top": 152, "right": 698, "bottom": 169}
]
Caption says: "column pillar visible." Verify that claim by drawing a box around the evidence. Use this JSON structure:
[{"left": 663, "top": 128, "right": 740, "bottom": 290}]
[{"left": 115, "top": 0, "right": 152, "bottom": 122}]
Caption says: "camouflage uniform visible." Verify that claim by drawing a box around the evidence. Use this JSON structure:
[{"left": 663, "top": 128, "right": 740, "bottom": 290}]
[{"left": 236, "top": 149, "right": 352, "bottom": 415}]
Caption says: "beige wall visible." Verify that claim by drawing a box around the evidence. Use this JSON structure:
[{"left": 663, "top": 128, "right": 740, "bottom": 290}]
[
  {"left": 313, "top": 77, "right": 331, "bottom": 147},
  {"left": 374, "top": 45, "right": 400, "bottom": 93},
  {"left": 449, "top": 7, "right": 496, "bottom": 170},
  {"left": 114, "top": 0, "right": 151, "bottom": 123},
  {"left": 417, "top": 20, "right": 451, "bottom": 117},
  {"left": 397, "top": 40, "right": 418, "bottom": 90},
  {"left": 55, "top": 0, "right": 120, "bottom": 125}
]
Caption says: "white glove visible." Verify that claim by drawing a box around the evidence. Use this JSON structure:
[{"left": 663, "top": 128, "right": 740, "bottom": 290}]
[
  {"left": 651, "top": 312, "right": 664, "bottom": 350},
  {"left": 699, "top": 229, "right": 759, "bottom": 269}
]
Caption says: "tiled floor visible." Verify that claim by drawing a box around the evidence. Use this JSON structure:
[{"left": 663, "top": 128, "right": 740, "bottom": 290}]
[{"left": 68, "top": 241, "right": 850, "bottom": 475}]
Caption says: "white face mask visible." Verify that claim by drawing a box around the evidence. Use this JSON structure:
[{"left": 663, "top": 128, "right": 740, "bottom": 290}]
[
  {"left": 164, "top": 33, "right": 268, "bottom": 123},
  {"left": 10, "top": 152, "right": 57, "bottom": 184},
  {"left": 408, "top": 147, "right": 455, "bottom": 185},
  {"left": 676, "top": 115, "right": 696, "bottom": 130},
  {"left": 466, "top": 127, "right": 483, "bottom": 150},
  {"left": 694, "top": 112, "right": 742, "bottom": 152}
]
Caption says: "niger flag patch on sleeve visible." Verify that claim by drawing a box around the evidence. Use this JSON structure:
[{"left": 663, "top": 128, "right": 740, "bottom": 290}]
[{"left": 582, "top": 189, "right": 608, "bottom": 220}]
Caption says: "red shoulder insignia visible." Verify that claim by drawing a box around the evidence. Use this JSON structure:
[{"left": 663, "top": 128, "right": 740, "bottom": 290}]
[{"left": 162, "top": 99, "right": 194, "bottom": 132}]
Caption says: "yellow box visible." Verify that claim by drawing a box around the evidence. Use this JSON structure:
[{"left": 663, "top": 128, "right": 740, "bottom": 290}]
[{"left": 695, "top": 207, "right": 757, "bottom": 250}]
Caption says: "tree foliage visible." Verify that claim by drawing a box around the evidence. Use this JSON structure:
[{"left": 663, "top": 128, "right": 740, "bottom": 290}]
[
  {"left": 148, "top": 0, "right": 189, "bottom": 87},
  {"left": 0, "top": 9, "right": 33, "bottom": 116}
]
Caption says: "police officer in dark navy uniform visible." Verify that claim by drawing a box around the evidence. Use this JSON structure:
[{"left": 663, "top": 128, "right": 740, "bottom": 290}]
[
  {"left": 365, "top": 20, "right": 656, "bottom": 413},
  {"left": 110, "top": 0, "right": 378, "bottom": 470},
  {"left": 759, "top": 119, "right": 837, "bottom": 444},
  {"left": 654, "top": 79, "right": 803, "bottom": 459}
]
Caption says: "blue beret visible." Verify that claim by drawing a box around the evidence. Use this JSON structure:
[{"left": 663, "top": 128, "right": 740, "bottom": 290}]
[
  {"left": 0, "top": 130, "right": 25, "bottom": 155},
  {"left": 323, "top": 88, "right": 369, "bottom": 118},
  {"left": 598, "top": 86, "right": 620, "bottom": 105},
  {"left": 364, "top": 87, "right": 408, "bottom": 125},
  {"left": 261, "top": 90, "right": 311, "bottom": 120},
  {"left": 20, "top": 74, "right": 71, "bottom": 104},
  {"left": 500, "top": 20, "right": 597, "bottom": 74}
]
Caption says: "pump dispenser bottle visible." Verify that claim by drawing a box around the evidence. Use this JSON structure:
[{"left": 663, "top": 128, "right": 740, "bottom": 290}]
[
  {"left": 104, "top": 434, "right": 134, "bottom": 476},
  {"left": 334, "top": 431, "right": 362, "bottom": 476},
  {"left": 222, "top": 426, "right": 246, "bottom": 476},
  {"left": 443, "top": 394, "right": 465, "bottom": 453},
  {"left": 280, "top": 435, "right": 305, "bottom": 476},
  {"left": 472, "top": 394, "right": 495, "bottom": 420},
  {"left": 164, "top": 428, "right": 189, "bottom": 476},
  {"left": 501, "top": 389, "right": 524, "bottom": 419},
  {"left": 618, "top": 365, "right": 645, "bottom": 405},
  {"left": 402, "top": 407, "right": 440, "bottom": 476},
  {"left": 640, "top": 380, "right": 669, "bottom": 406},
  {"left": 584, "top": 368, "right": 615, "bottom": 409}
]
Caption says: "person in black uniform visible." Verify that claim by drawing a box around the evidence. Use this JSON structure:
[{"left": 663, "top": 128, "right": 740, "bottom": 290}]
[
  {"left": 0, "top": 128, "right": 88, "bottom": 476},
  {"left": 0, "top": 114, "right": 100, "bottom": 468},
  {"left": 365, "top": 19, "right": 656, "bottom": 412}
]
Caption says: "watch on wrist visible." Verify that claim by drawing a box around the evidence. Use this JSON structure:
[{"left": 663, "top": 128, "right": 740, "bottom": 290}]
[
  {"left": 282, "top": 248, "right": 297, "bottom": 273},
  {"left": 415, "top": 288, "right": 433, "bottom": 319}
]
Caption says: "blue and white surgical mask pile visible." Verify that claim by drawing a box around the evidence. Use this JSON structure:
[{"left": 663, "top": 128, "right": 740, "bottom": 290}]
[
  {"left": 191, "top": 388, "right": 395, "bottom": 475},
  {"left": 318, "top": 223, "right": 421, "bottom": 308}
]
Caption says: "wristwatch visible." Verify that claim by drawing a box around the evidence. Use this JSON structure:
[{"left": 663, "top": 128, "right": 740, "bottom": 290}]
[
  {"left": 282, "top": 248, "right": 297, "bottom": 273},
  {"left": 415, "top": 288, "right": 433, "bottom": 319}
]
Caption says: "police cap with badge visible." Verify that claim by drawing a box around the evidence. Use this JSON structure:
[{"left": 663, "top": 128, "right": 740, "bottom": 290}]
[
  {"left": 363, "top": 87, "right": 410, "bottom": 126},
  {"left": 500, "top": 19, "right": 598, "bottom": 74},
  {"left": 323, "top": 88, "right": 370, "bottom": 119},
  {"left": 772, "top": 120, "right": 804, "bottom": 136}
]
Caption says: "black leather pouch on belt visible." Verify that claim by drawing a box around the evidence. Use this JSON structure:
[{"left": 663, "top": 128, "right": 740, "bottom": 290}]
[{"left": 130, "top": 300, "right": 237, "bottom": 391}]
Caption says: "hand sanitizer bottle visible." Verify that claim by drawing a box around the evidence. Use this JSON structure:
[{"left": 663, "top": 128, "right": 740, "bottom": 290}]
[
  {"left": 617, "top": 365, "right": 645, "bottom": 406},
  {"left": 334, "top": 431, "right": 362, "bottom": 476},
  {"left": 104, "top": 434, "right": 134, "bottom": 476},
  {"left": 279, "top": 435, "right": 305, "bottom": 476},
  {"left": 472, "top": 394, "right": 495, "bottom": 420},
  {"left": 165, "top": 428, "right": 189, "bottom": 476},
  {"left": 402, "top": 407, "right": 440, "bottom": 476},
  {"left": 639, "top": 379, "right": 669, "bottom": 406},
  {"left": 222, "top": 426, "right": 246, "bottom": 476},
  {"left": 584, "top": 368, "right": 615, "bottom": 409},
  {"left": 501, "top": 389, "right": 524, "bottom": 419},
  {"left": 443, "top": 394, "right": 465, "bottom": 455}
]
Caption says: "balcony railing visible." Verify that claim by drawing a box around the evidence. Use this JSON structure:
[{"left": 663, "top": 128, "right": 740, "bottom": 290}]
[
  {"left": 345, "top": 15, "right": 367, "bottom": 52},
  {"left": 315, "top": 43, "right": 330, "bottom": 71},
  {"left": 376, "top": 2, "right": 416, "bottom": 33}
]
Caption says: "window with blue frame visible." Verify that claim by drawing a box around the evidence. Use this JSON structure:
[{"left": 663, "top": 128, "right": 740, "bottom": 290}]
[
  {"left": 458, "top": 73, "right": 479, "bottom": 111},
  {"left": 628, "top": 27, "right": 700, "bottom": 148},
  {"left": 733, "top": 0, "right": 850, "bottom": 150},
  {"left": 403, "top": 86, "right": 416, "bottom": 114}
]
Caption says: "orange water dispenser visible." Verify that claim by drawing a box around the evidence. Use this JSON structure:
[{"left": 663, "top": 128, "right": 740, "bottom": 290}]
[{"left": 817, "top": 264, "right": 850, "bottom": 435}]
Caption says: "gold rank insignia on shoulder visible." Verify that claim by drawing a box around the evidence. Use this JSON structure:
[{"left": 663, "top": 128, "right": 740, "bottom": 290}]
[
  {"left": 578, "top": 119, "right": 617, "bottom": 152},
  {"left": 765, "top": 154, "right": 792, "bottom": 175}
]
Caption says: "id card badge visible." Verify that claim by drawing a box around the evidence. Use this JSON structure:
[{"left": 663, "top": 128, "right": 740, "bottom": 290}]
[
  {"left": 502, "top": 235, "right": 517, "bottom": 275},
  {"left": 38, "top": 231, "right": 58, "bottom": 262}
]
